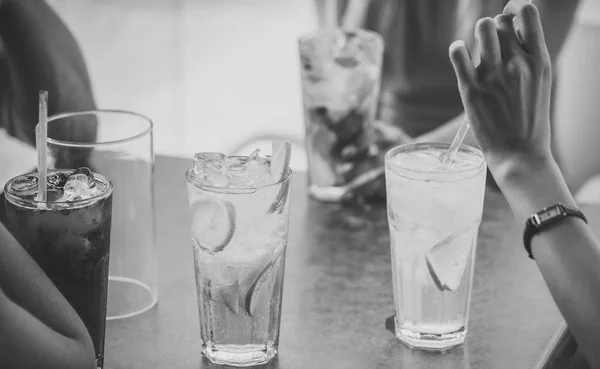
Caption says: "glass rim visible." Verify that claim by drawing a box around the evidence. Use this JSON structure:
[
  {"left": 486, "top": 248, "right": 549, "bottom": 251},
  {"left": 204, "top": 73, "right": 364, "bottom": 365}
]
[
  {"left": 39, "top": 109, "right": 153, "bottom": 148},
  {"left": 298, "top": 27, "right": 384, "bottom": 47},
  {"left": 385, "top": 142, "right": 486, "bottom": 176},
  {"left": 4, "top": 169, "right": 114, "bottom": 209},
  {"left": 186, "top": 157, "right": 293, "bottom": 194}
]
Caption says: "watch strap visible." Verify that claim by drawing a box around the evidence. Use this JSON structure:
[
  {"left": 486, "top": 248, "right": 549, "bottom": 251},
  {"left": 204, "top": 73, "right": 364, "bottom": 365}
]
[{"left": 523, "top": 203, "right": 587, "bottom": 259}]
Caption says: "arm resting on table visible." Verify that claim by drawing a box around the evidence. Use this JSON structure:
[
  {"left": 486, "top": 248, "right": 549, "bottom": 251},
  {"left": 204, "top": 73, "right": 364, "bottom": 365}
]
[
  {"left": 0, "top": 224, "right": 95, "bottom": 369},
  {"left": 496, "top": 157, "right": 600, "bottom": 369}
]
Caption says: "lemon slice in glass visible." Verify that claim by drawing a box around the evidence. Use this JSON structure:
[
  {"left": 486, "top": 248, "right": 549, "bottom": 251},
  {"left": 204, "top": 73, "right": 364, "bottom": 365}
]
[{"left": 190, "top": 197, "right": 236, "bottom": 253}]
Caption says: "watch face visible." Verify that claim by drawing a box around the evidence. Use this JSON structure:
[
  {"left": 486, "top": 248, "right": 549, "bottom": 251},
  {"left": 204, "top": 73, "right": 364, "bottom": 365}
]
[{"left": 537, "top": 205, "right": 564, "bottom": 223}]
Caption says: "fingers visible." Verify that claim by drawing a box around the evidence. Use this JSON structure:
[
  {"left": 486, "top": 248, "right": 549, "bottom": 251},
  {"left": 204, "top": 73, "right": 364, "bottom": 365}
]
[
  {"left": 503, "top": 0, "right": 531, "bottom": 15},
  {"left": 494, "top": 14, "right": 519, "bottom": 58},
  {"left": 503, "top": 1, "right": 548, "bottom": 55},
  {"left": 449, "top": 40, "right": 477, "bottom": 89},
  {"left": 474, "top": 17, "right": 501, "bottom": 69}
]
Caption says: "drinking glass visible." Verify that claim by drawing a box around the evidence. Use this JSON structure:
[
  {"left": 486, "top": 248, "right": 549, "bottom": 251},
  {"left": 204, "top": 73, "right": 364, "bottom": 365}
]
[
  {"left": 299, "top": 28, "right": 384, "bottom": 202},
  {"left": 46, "top": 110, "right": 158, "bottom": 320},
  {"left": 5, "top": 170, "right": 113, "bottom": 368},
  {"left": 186, "top": 160, "right": 292, "bottom": 366},
  {"left": 385, "top": 142, "right": 486, "bottom": 350}
]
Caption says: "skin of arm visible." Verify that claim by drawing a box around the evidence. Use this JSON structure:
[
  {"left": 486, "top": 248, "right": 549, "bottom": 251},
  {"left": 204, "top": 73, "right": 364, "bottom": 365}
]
[
  {"left": 0, "top": 0, "right": 96, "bottom": 147},
  {"left": 449, "top": 2, "right": 598, "bottom": 366},
  {"left": 0, "top": 224, "right": 95, "bottom": 369},
  {"left": 414, "top": 0, "right": 580, "bottom": 146},
  {"left": 494, "top": 156, "right": 600, "bottom": 369}
]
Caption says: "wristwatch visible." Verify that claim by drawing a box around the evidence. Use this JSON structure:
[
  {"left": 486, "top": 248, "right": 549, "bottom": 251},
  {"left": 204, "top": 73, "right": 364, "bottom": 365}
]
[{"left": 523, "top": 203, "right": 587, "bottom": 259}]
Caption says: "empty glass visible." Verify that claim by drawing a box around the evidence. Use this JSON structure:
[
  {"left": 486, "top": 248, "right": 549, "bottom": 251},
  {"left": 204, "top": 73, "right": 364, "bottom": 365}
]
[{"left": 46, "top": 110, "right": 158, "bottom": 320}]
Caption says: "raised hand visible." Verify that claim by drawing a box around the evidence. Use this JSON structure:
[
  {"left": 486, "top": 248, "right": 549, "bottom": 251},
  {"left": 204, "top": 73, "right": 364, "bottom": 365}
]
[{"left": 448, "top": 2, "right": 553, "bottom": 177}]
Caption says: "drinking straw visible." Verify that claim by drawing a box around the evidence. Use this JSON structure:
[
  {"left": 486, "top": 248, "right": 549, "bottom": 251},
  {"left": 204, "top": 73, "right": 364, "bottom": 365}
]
[
  {"left": 324, "top": 0, "right": 338, "bottom": 29},
  {"left": 442, "top": 117, "right": 470, "bottom": 165},
  {"left": 36, "top": 91, "right": 48, "bottom": 202}
]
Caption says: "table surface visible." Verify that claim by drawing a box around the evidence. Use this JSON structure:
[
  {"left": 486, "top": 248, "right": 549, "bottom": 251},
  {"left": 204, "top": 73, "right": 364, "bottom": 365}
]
[{"left": 103, "top": 155, "right": 599, "bottom": 369}]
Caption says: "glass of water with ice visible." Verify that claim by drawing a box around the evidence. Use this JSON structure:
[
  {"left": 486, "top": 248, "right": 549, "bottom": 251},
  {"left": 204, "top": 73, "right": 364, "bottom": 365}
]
[
  {"left": 185, "top": 142, "right": 292, "bottom": 366},
  {"left": 384, "top": 142, "right": 486, "bottom": 350},
  {"left": 299, "top": 28, "right": 384, "bottom": 202}
]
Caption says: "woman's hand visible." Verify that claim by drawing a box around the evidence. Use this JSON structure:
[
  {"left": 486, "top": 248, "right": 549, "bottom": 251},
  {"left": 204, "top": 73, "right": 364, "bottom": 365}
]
[{"left": 448, "top": 2, "right": 553, "bottom": 180}]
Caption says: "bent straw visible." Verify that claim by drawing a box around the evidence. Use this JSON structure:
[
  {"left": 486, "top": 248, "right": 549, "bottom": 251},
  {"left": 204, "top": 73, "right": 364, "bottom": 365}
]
[
  {"left": 442, "top": 117, "right": 470, "bottom": 165},
  {"left": 36, "top": 91, "right": 48, "bottom": 202}
]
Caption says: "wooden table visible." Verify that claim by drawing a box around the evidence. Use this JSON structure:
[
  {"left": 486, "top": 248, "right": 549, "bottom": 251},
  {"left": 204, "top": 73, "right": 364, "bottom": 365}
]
[{"left": 101, "top": 156, "right": 598, "bottom": 369}]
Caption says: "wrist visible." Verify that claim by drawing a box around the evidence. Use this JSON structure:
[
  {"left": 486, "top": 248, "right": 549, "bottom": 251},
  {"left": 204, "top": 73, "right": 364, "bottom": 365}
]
[
  {"left": 491, "top": 155, "right": 577, "bottom": 225},
  {"left": 492, "top": 154, "right": 556, "bottom": 188}
]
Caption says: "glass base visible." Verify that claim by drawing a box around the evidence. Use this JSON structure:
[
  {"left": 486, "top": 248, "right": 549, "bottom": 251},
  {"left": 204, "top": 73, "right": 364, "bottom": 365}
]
[
  {"left": 107, "top": 276, "right": 158, "bottom": 320},
  {"left": 309, "top": 184, "right": 346, "bottom": 203},
  {"left": 395, "top": 318, "right": 466, "bottom": 351},
  {"left": 203, "top": 343, "right": 278, "bottom": 367}
]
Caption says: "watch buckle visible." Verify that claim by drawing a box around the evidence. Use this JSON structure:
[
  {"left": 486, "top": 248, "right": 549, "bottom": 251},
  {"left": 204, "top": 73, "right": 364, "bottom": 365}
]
[{"left": 531, "top": 213, "right": 542, "bottom": 227}]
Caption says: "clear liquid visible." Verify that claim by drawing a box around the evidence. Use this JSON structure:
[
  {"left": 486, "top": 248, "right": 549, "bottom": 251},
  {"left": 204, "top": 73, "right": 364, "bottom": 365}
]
[
  {"left": 193, "top": 243, "right": 285, "bottom": 366},
  {"left": 386, "top": 146, "right": 486, "bottom": 350},
  {"left": 389, "top": 222, "right": 477, "bottom": 349},
  {"left": 187, "top": 177, "right": 290, "bottom": 366}
]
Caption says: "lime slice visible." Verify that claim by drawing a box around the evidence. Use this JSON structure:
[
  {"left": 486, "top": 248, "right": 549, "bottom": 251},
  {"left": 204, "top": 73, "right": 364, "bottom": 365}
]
[
  {"left": 425, "top": 226, "right": 477, "bottom": 292},
  {"left": 270, "top": 140, "right": 291, "bottom": 182},
  {"left": 243, "top": 259, "right": 277, "bottom": 317},
  {"left": 190, "top": 198, "right": 236, "bottom": 253},
  {"left": 269, "top": 140, "right": 292, "bottom": 214}
]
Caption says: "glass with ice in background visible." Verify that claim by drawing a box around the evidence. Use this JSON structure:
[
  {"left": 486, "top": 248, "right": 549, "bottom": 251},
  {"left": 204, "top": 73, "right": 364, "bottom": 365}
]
[
  {"left": 186, "top": 141, "right": 292, "bottom": 366},
  {"left": 384, "top": 143, "right": 486, "bottom": 350},
  {"left": 299, "top": 29, "right": 384, "bottom": 202},
  {"left": 4, "top": 168, "right": 113, "bottom": 368}
]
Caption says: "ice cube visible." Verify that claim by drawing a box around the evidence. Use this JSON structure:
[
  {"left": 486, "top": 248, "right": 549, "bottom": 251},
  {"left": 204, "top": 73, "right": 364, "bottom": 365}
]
[
  {"left": 11, "top": 175, "right": 38, "bottom": 194},
  {"left": 47, "top": 172, "right": 69, "bottom": 189},
  {"left": 246, "top": 161, "right": 269, "bottom": 186},
  {"left": 224, "top": 158, "right": 246, "bottom": 177},
  {"left": 194, "top": 152, "right": 226, "bottom": 174},
  {"left": 222, "top": 157, "right": 249, "bottom": 188},
  {"left": 201, "top": 172, "right": 229, "bottom": 187},
  {"left": 247, "top": 149, "right": 266, "bottom": 164},
  {"left": 60, "top": 173, "right": 92, "bottom": 202},
  {"left": 73, "top": 167, "right": 94, "bottom": 182},
  {"left": 245, "top": 149, "right": 270, "bottom": 187}
]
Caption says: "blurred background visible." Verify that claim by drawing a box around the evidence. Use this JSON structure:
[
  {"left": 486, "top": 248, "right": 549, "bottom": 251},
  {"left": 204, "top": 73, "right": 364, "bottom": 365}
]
[
  {"left": 45, "top": 0, "right": 314, "bottom": 171},
  {"left": 4, "top": 0, "right": 600, "bottom": 198}
]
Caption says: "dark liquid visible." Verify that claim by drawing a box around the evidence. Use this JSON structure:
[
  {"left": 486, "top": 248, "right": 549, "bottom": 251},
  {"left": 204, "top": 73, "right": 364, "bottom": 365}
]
[{"left": 5, "top": 193, "right": 112, "bottom": 368}]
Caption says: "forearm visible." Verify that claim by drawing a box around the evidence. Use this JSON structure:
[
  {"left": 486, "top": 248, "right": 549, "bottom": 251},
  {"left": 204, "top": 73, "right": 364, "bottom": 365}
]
[
  {"left": 0, "top": 224, "right": 92, "bottom": 349},
  {"left": 414, "top": 112, "right": 479, "bottom": 148},
  {"left": 495, "top": 157, "right": 600, "bottom": 368},
  {"left": 0, "top": 287, "right": 95, "bottom": 369},
  {"left": 0, "top": 0, "right": 96, "bottom": 145}
]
